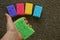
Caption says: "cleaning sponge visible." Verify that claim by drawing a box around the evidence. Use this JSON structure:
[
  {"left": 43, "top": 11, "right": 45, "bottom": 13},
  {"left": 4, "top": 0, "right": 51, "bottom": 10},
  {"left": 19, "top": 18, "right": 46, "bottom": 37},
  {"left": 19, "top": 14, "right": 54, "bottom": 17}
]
[
  {"left": 16, "top": 3, "right": 24, "bottom": 15},
  {"left": 25, "top": 3, "right": 33, "bottom": 15},
  {"left": 14, "top": 17, "right": 35, "bottom": 40},
  {"left": 33, "top": 5, "right": 43, "bottom": 18},
  {"left": 6, "top": 4, "right": 17, "bottom": 17}
]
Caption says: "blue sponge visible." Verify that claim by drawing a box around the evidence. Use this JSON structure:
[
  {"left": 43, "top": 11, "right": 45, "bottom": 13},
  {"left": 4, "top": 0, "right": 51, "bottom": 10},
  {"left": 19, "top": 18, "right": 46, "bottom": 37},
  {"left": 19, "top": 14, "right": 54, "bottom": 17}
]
[
  {"left": 33, "top": 5, "right": 43, "bottom": 18},
  {"left": 6, "top": 4, "right": 17, "bottom": 17}
]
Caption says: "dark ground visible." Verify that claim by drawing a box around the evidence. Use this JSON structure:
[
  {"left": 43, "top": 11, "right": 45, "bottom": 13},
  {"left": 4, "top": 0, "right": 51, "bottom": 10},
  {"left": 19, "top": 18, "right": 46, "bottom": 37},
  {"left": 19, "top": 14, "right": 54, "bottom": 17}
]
[{"left": 0, "top": 0, "right": 60, "bottom": 40}]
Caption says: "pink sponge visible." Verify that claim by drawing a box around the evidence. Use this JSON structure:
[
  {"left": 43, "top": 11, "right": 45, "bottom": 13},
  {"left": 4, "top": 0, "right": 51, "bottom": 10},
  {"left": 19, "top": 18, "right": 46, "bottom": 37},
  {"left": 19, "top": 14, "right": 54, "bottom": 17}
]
[{"left": 16, "top": 3, "right": 24, "bottom": 15}]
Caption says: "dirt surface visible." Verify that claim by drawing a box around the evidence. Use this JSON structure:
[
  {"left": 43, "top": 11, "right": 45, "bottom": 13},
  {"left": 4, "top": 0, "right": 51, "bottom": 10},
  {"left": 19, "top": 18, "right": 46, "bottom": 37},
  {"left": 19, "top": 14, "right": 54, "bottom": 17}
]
[{"left": 0, "top": 0, "right": 60, "bottom": 40}]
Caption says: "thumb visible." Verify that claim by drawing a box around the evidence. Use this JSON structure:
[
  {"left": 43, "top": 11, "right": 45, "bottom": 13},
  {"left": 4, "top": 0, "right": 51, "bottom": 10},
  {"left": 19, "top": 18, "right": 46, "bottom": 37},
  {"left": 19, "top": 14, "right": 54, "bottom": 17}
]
[{"left": 5, "top": 13, "right": 16, "bottom": 31}]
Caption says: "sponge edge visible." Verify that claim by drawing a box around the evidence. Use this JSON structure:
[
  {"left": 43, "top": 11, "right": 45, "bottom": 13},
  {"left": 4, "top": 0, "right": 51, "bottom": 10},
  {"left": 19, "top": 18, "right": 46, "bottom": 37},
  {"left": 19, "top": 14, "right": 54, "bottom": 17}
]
[
  {"left": 25, "top": 3, "right": 33, "bottom": 15},
  {"left": 14, "top": 17, "right": 35, "bottom": 40}
]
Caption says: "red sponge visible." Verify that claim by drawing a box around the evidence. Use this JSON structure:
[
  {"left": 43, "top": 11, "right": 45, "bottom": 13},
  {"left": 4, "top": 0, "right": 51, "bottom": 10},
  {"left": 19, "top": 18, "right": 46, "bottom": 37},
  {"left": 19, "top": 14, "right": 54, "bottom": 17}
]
[{"left": 16, "top": 3, "right": 24, "bottom": 15}]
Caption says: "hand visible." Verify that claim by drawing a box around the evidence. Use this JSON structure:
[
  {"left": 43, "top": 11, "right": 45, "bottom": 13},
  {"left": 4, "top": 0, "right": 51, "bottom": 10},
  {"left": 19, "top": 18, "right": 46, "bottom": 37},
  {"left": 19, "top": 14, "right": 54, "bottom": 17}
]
[
  {"left": 1, "top": 14, "right": 23, "bottom": 40},
  {"left": 1, "top": 14, "right": 32, "bottom": 40}
]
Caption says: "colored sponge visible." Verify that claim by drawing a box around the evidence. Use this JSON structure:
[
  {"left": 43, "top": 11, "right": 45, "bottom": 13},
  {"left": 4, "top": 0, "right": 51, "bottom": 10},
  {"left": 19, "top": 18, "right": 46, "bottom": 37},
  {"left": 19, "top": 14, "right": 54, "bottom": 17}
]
[
  {"left": 14, "top": 17, "right": 35, "bottom": 40},
  {"left": 16, "top": 3, "right": 24, "bottom": 15},
  {"left": 6, "top": 4, "right": 17, "bottom": 17},
  {"left": 33, "top": 5, "right": 43, "bottom": 18},
  {"left": 25, "top": 3, "right": 33, "bottom": 15}
]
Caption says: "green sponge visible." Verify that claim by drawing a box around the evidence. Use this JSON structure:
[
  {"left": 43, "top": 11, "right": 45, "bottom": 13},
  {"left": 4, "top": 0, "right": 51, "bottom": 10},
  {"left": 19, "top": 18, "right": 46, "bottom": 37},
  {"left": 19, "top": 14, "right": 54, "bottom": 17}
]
[{"left": 14, "top": 17, "right": 35, "bottom": 40}]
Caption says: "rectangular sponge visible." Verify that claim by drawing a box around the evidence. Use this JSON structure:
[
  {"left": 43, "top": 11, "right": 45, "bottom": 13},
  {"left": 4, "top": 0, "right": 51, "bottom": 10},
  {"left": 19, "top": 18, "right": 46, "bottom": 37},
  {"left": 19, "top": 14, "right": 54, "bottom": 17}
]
[
  {"left": 6, "top": 4, "right": 17, "bottom": 17},
  {"left": 33, "top": 5, "right": 43, "bottom": 18},
  {"left": 16, "top": 3, "right": 24, "bottom": 15},
  {"left": 25, "top": 3, "right": 33, "bottom": 15},
  {"left": 14, "top": 17, "right": 35, "bottom": 40}
]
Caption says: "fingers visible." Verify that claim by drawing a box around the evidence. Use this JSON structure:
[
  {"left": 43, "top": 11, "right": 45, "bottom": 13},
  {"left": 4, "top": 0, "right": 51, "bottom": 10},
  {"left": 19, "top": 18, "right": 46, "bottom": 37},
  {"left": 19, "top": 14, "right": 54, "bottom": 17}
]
[
  {"left": 28, "top": 24, "right": 32, "bottom": 28},
  {"left": 24, "top": 17, "right": 32, "bottom": 28},
  {"left": 5, "top": 13, "right": 32, "bottom": 32}
]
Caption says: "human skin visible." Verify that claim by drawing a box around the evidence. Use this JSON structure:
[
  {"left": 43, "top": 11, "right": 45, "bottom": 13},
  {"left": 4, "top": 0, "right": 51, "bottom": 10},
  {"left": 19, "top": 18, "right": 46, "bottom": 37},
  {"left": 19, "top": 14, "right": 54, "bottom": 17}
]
[{"left": 1, "top": 14, "right": 32, "bottom": 40}]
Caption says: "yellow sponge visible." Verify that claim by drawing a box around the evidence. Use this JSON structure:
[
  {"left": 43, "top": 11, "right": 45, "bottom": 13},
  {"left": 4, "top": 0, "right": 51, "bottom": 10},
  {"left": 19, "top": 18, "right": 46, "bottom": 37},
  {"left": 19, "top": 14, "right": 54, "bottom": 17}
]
[{"left": 25, "top": 3, "right": 33, "bottom": 15}]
